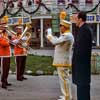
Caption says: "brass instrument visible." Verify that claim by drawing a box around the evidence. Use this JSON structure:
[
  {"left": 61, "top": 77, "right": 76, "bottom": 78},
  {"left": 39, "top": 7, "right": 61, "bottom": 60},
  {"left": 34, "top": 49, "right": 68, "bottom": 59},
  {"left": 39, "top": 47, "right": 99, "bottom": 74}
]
[
  {"left": 18, "top": 23, "right": 32, "bottom": 48},
  {"left": 1, "top": 16, "right": 32, "bottom": 49},
  {"left": 20, "top": 24, "right": 31, "bottom": 39},
  {"left": 6, "top": 26, "right": 17, "bottom": 36},
  {"left": 6, "top": 23, "right": 32, "bottom": 48}
]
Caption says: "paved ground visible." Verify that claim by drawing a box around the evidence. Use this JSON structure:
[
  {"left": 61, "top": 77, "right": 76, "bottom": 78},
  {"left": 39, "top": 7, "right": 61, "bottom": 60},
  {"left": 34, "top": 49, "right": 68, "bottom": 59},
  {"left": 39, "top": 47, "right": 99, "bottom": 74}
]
[
  {"left": 0, "top": 75, "right": 100, "bottom": 100},
  {"left": 28, "top": 49, "right": 100, "bottom": 57},
  {"left": 1, "top": 49, "right": 99, "bottom": 100}
]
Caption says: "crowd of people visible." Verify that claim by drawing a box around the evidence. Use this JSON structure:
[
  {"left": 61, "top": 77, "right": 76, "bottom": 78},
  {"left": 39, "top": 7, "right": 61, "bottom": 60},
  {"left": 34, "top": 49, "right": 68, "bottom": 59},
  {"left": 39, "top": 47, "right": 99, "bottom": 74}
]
[{"left": 0, "top": 11, "right": 92, "bottom": 100}]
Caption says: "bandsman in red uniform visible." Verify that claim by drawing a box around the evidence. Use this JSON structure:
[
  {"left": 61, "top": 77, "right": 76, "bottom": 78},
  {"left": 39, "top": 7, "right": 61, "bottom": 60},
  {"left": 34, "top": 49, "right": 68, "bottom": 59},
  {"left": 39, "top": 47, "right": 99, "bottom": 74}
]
[
  {"left": 12, "top": 26, "right": 27, "bottom": 81},
  {"left": 0, "top": 20, "right": 12, "bottom": 89}
]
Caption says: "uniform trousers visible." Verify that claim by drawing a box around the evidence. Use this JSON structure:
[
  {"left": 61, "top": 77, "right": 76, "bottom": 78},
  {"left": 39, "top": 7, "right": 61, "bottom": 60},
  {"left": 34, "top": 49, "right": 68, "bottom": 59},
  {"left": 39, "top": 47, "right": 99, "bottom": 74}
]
[
  {"left": 15, "top": 56, "right": 26, "bottom": 80},
  {"left": 77, "top": 83, "right": 90, "bottom": 100},
  {"left": 1, "top": 57, "right": 10, "bottom": 85},
  {"left": 57, "top": 67, "right": 72, "bottom": 100},
  {"left": 0, "top": 57, "right": 1, "bottom": 73}
]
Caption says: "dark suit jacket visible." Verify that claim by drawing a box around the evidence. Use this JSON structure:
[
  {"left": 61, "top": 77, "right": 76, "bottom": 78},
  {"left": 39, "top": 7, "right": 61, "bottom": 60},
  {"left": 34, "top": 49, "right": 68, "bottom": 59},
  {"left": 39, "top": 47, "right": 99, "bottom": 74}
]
[{"left": 72, "top": 23, "right": 92, "bottom": 85}]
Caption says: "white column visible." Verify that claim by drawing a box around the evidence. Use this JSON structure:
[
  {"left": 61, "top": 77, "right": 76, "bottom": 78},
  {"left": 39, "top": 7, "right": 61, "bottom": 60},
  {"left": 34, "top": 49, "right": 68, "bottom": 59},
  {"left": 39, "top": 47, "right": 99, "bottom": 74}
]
[
  {"left": 40, "top": 18, "right": 44, "bottom": 48},
  {"left": 97, "top": 6, "right": 100, "bottom": 46},
  {"left": 97, "top": 23, "right": 99, "bottom": 46},
  {"left": 93, "top": 0, "right": 99, "bottom": 6},
  {"left": 69, "top": 7, "right": 73, "bottom": 32}
]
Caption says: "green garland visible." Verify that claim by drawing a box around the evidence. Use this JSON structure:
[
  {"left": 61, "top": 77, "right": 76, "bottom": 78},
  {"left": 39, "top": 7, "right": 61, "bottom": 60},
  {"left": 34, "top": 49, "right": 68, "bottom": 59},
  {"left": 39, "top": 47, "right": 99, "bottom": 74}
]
[
  {"left": 22, "top": 3, "right": 41, "bottom": 15},
  {"left": 0, "top": 0, "right": 51, "bottom": 18},
  {"left": 41, "top": 3, "right": 51, "bottom": 12},
  {"left": 7, "top": 8, "right": 22, "bottom": 16},
  {"left": 66, "top": 1, "right": 100, "bottom": 13},
  {"left": 0, "top": 1, "right": 99, "bottom": 18}
]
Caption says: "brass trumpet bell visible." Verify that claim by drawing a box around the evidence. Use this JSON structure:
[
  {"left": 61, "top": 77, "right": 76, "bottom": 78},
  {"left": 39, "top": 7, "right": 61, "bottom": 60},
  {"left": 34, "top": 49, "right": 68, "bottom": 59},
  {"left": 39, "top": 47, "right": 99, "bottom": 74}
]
[{"left": 17, "top": 24, "right": 32, "bottom": 48}]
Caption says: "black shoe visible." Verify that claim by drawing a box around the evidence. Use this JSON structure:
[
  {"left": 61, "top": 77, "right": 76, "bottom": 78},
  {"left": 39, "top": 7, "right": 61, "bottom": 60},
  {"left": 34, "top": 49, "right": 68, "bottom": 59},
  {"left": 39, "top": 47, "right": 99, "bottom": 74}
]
[
  {"left": 1, "top": 84, "right": 7, "bottom": 89},
  {"left": 17, "top": 78, "right": 23, "bottom": 81},
  {"left": 6, "top": 82, "right": 12, "bottom": 86},
  {"left": 22, "top": 77, "right": 27, "bottom": 80}
]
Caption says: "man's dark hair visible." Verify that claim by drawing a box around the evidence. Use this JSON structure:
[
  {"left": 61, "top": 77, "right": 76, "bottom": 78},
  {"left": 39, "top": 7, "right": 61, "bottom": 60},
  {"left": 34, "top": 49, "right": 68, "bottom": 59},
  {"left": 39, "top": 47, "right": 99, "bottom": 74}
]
[{"left": 78, "top": 11, "right": 86, "bottom": 21}]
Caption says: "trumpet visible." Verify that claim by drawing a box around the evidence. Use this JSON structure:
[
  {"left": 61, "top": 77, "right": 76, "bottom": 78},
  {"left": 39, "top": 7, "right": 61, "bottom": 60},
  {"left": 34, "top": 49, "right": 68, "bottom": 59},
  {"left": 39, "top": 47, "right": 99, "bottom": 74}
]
[
  {"left": 18, "top": 32, "right": 31, "bottom": 48},
  {"left": 18, "top": 23, "right": 32, "bottom": 48},
  {"left": 6, "top": 26, "right": 17, "bottom": 36},
  {"left": 6, "top": 23, "right": 32, "bottom": 48},
  {"left": 1, "top": 16, "right": 32, "bottom": 49}
]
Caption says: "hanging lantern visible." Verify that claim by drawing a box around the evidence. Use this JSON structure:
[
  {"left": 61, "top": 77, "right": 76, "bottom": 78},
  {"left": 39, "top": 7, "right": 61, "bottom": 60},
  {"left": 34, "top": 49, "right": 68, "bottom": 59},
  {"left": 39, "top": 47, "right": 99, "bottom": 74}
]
[{"left": 60, "top": 11, "right": 67, "bottom": 20}]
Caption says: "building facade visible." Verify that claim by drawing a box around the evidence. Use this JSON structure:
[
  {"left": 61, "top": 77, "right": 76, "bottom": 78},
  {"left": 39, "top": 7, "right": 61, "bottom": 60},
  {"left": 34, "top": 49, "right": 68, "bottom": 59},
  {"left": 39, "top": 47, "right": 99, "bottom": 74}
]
[
  {"left": 30, "top": 0, "right": 100, "bottom": 48},
  {"left": 1, "top": 0, "right": 100, "bottom": 49}
]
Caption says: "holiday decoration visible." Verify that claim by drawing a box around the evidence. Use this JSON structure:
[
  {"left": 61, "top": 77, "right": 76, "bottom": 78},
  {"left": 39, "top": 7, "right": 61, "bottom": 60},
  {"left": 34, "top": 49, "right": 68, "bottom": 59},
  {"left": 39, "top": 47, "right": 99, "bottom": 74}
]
[
  {"left": 0, "top": 0, "right": 99, "bottom": 19},
  {"left": 17, "top": 0, "right": 22, "bottom": 7},
  {"left": 28, "top": 0, "right": 32, "bottom": 6},
  {"left": 9, "top": 0, "right": 14, "bottom": 8}
]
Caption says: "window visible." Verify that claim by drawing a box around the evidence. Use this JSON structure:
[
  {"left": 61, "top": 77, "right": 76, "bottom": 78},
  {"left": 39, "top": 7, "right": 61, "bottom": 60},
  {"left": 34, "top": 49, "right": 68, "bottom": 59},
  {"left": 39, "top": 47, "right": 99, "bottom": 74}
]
[
  {"left": 85, "top": 0, "right": 93, "bottom": 3},
  {"left": 34, "top": 0, "right": 40, "bottom": 4},
  {"left": 57, "top": 0, "right": 65, "bottom": 4},
  {"left": 72, "top": 0, "right": 78, "bottom": 3}
]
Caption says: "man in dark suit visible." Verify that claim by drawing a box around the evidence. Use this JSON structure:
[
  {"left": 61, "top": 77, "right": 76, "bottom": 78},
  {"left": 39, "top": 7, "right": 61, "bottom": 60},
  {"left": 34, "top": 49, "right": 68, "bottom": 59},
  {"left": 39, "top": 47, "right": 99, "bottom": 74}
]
[{"left": 72, "top": 11, "right": 92, "bottom": 100}]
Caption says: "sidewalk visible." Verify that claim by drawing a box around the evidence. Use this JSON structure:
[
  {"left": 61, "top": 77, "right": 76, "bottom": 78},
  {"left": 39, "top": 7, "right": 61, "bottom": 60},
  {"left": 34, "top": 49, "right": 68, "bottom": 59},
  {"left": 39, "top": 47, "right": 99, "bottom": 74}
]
[
  {"left": 28, "top": 49, "right": 100, "bottom": 57},
  {"left": 0, "top": 75, "right": 100, "bottom": 100}
]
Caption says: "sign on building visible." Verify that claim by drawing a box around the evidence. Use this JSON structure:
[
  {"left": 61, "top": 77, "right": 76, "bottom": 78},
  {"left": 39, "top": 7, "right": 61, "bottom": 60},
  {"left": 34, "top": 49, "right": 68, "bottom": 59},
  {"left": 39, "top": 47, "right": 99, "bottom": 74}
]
[
  {"left": 86, "top": 14, "right": 100, "bottom": 23},
  {"left": 86, "top": 14, "right": 96, "bottom": 23},
  {"left": 52, "top": 14, "right": 60, "bottom": 33},
  {"left": 8, "top": 17, "right": 31, "bottom": 25},
  {"left": 96, "top": 15, "right": 100, "bottom": 22}
]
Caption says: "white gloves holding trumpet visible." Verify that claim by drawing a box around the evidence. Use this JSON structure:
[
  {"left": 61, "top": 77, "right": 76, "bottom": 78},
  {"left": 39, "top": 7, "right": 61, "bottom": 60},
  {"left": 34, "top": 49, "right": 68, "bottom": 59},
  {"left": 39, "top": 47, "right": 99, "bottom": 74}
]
[
  {"left": 12, "top": 36, "right": 27, "bottom": 44},
  {"left": 12, "top": 39, "right": 19, "bottom": 44},
  {"left": 46, "top": 28, "right": 53, "bottom": 40}
]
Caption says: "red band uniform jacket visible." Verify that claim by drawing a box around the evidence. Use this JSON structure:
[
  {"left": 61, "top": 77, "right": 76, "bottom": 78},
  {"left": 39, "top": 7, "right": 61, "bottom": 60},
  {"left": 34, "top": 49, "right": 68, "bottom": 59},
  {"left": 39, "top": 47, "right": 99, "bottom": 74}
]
[
  {"left": 0, "top": 33, "right": 11, "bottom": 57},
  {"left": 12, "top": 35, "right": 27, "bottom": 56}
]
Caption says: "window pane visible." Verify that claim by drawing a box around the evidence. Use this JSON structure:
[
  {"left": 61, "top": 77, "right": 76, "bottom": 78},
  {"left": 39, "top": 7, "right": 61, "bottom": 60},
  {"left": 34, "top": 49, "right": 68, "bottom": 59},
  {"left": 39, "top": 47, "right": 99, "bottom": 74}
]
[
  {"left": 72, "top": 0, "right": 78, "bottom": 3},
  {"left": 57, "top": 0, "right": 65, "bottom": 4},
  {"left": 86, "top": 0, "right": 92, "bottom": 3},
  {"left": 34, "top": 0, "right": 40, "bottom": 4}
]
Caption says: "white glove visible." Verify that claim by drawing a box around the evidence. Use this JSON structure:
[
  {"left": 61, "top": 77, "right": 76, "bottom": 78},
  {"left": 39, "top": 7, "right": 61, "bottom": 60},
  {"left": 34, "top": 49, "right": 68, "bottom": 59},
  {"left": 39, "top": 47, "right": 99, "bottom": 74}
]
[
  {"left": 46, "top": 28, "right": 52, "bottom": 36},
  {"left": 12, "top": 39, "right": 19, "bottom": 44},
  {"left": 22, "top": 43, "right": 27, "bottom": 47},
  {"left": 21, "top": 36, "right": 27, "bottom": 41}
]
